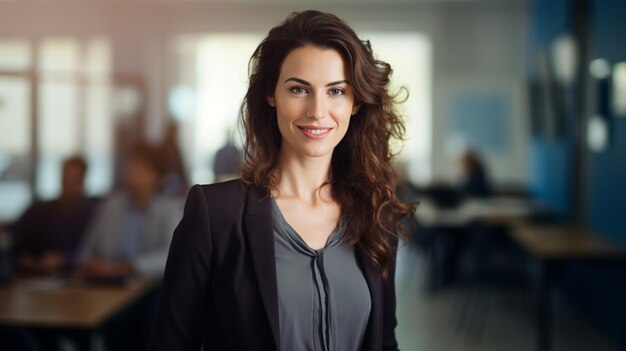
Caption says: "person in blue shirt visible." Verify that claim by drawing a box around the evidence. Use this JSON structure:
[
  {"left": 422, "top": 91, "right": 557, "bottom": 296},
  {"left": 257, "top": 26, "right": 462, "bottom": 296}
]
[{"left": 77, "top": 143, "right": 183, "bottom": 280}]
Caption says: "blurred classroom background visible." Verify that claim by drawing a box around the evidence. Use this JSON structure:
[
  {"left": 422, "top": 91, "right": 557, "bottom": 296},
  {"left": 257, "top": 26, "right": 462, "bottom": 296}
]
[{"left": 0, "top": 0, "right": 625, "bottom": 350}]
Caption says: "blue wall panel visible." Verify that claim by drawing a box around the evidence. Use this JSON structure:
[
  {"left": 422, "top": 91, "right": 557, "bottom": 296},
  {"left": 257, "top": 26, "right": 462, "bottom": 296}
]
[
  {"left": 528, "top": 0, "right": 573, "bottom": 217},
  {"left": 588, "top": 121, "right": 626, "bottom": 245},
  {"left": 588, "top": 0, "right": 626, "bottom": 245},
  {"left": 529, "top": 138, "right": 571, "bottom": 216},
  {"left": 528, "top": 0, "right": 570, "bottom": 76},
  {"left": 530, "top": 0, "right": 626, "bottom": 345}
]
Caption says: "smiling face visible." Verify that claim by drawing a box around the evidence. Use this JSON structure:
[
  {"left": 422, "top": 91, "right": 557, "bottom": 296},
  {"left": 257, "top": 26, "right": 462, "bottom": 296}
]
[{"left": 268, "top": 45, "right": 359, "bottom": 163}]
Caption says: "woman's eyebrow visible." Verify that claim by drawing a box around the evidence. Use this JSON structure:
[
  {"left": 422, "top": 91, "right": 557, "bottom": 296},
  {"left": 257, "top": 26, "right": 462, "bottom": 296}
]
[{"left": 283, "top": 77, "right": 350, "bottom": 87}]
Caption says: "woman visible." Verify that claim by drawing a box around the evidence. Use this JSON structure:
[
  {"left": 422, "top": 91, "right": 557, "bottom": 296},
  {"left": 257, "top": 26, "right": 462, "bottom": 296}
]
[{"left": 147, "top": 10, "right": 414, "bottom": 351}]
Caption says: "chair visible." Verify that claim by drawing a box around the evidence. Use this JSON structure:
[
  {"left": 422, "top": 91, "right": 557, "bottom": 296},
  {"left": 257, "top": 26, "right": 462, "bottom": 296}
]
[{"left": 455, "top": 221, "right": 533, "bottom": 340}]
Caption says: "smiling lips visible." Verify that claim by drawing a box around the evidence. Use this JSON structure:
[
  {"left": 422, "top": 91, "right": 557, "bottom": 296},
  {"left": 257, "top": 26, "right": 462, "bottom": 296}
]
[{"left": 297, "top": 125, "right": 333, "bottom": 139}]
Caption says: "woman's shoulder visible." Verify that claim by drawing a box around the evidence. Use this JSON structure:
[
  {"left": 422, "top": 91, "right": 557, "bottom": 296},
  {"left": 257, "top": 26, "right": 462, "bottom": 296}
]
[
  {"left": 190, "top": 178, "right": 248, "bottom": 203},
  {"left": 188, "top": 179, "right": 262, "bottom": 219}
]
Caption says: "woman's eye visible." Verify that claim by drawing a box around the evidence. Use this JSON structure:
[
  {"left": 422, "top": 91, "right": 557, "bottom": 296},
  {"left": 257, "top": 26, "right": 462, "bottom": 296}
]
[
  {"left": 329, "top": 88, "right": 345, "bottom": 96},
  {"left": 289, "top": 87, "right": 307, "bottom": 94}
]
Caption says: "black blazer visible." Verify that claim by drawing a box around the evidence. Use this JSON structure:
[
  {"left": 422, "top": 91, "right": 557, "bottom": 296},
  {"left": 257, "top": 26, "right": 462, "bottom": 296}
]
[{"left": 147, "top": 180, "right": 399, "bottom": 351}]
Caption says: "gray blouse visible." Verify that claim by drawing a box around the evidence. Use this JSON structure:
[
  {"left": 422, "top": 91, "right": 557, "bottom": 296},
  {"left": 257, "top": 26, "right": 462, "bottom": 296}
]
[{"left": 271, "top": 199, "right": 371, "bottom": 351}]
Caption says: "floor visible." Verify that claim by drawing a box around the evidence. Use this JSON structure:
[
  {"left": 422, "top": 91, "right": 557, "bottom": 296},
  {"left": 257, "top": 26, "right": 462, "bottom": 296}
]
[{"left": 394, "top": 246, "right": 617, "bottom": 351}]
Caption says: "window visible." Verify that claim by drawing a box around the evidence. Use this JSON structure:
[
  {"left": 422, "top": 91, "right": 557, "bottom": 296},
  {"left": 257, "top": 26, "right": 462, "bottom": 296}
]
[
  {"left": 0, "top": 37, "right": 113, "bottom": 221},
  {"left": 37, "top": 37, "right": 113, "bottom": 198},
  {"left": 169, "top": 34, "right": 262, "bottom": 184}
]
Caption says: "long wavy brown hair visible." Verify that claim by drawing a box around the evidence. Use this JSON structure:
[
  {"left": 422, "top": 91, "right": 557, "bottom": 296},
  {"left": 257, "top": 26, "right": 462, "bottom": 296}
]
[{"left": 240, "top": 10, "right": 415, "bottom": 280}]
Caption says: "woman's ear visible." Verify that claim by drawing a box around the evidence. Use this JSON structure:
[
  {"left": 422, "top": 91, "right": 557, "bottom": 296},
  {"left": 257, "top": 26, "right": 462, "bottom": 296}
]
[
  {"left": 351, "top": 103, "right": 361, "bottom": 116},
  {"left": 267, "top": 95, "right": 276, "bottom": 107}
]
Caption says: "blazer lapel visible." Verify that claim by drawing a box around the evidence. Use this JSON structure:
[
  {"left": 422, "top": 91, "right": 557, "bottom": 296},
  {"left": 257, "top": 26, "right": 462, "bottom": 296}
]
[
  {"left": 243, "top": 185, "right": 281, "bottom": 351},
  {"left": 357, "top": 249, "right": 383, "bottom": 351}
]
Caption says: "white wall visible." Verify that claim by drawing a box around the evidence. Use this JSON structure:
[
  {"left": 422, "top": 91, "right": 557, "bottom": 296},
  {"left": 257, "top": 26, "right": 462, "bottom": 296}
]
[
  {"left": 430, "top": 4, "right": 530, "bottom": 186},
  {"left": 0, "top": 0, "right": 530, "bottom": 188}
]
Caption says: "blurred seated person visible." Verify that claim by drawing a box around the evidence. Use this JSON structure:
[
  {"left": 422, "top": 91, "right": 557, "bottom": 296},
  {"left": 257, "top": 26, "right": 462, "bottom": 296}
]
[
  {"left": 77, "top": 143, "right": 183, "bottom": 280},
  {"left": 458, "top": 148, "right": 492, "bottom": 198},
  {"left": 160, "top": 121, "right": 189, "bottom": 196},
  {"left": 11, "top": 156, "right": 98, "bottom": 275},
  {"left": 213, "top": 127, "right": 242, "bottom": 182}
]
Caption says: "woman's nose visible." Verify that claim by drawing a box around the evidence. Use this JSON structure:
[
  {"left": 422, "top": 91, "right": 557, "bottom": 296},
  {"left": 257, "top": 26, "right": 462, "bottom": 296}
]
[{"left": 305, "top": 94, "right": 326, "bottom": 119}]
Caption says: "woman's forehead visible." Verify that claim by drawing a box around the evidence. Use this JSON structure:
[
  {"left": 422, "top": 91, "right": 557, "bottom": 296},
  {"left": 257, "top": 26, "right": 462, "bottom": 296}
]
[{"left": 278, "top": 45, "right": 348, "bottom": 84}]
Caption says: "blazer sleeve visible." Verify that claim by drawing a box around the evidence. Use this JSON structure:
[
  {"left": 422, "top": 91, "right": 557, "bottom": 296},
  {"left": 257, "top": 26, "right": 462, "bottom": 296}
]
[
  {"left": 383, "top": 238, "right": 400, "bottom": 351},
  {"left": 147, "top": 185, "right": 213, "bottom": 351}
]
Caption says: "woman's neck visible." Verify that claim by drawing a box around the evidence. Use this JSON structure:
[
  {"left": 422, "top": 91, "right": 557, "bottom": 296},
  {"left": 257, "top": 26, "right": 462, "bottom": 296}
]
[{"left": 276, "top": 153, "right": 333, "bottom": 205}]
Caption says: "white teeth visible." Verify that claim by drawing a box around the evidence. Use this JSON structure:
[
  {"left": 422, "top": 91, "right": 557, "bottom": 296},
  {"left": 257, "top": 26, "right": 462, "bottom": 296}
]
[{"left": 303, "top": 128, "right": 328, "bottom": 135}]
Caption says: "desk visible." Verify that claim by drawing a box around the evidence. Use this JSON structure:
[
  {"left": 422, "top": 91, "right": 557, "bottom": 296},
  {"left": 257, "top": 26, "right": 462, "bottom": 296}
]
[
  {"left": 417, "top": 197, "right": 540, "bottom": 227},
  {"left": 0, "top": 277, "right": 159, "bottom": 349},
  {"left": 416, "top": 197, "right": 538, "bottom": 290},
  {"left": 510, "top": 222, "right": 626, "bottom": 351}
]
